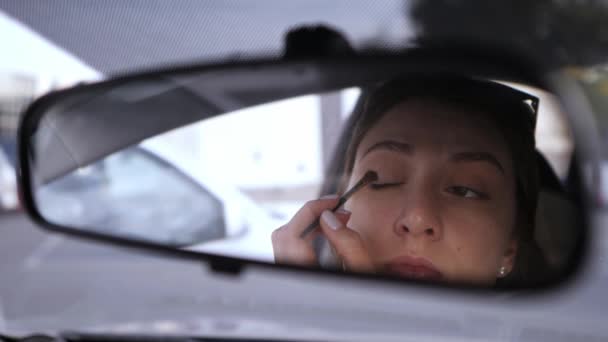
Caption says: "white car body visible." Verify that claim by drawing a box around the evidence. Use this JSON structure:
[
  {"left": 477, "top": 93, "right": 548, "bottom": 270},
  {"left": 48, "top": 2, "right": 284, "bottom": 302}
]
[
  {"left": 0, "top": 148, "right": 18, "bottom": 211},
  {"left": 140, "top": 142, "right": 282, "bottom": 262}
]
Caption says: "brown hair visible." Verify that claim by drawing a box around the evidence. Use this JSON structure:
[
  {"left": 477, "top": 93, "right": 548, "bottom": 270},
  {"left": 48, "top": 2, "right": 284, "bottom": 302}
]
[{"left": 319, "top": 74, "right": 550, "bottom": 288}]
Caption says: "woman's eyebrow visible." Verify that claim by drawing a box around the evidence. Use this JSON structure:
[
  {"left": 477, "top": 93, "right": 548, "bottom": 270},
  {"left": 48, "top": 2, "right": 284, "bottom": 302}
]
[
  {"left": 363, "top": 140, "right": 413, "bottom": 158},
  {"left": 450, "top": 151, "right": 505, "bottom": 175}
]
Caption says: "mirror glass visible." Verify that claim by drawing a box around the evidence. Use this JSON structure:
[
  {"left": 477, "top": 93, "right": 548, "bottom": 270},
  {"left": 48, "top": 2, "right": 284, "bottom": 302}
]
[{"left": 24, "top": 70, "right": 583, "bottom": 288}]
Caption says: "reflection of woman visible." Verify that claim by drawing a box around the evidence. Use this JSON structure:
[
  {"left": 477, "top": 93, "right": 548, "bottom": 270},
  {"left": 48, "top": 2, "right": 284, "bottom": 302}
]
[{"left": 272, "top": 75, "right": 550, "bottom": 288}]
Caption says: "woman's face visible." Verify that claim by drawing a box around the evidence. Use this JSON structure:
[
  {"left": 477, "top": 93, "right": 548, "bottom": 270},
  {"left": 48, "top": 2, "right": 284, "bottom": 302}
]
[{"left": 344, "top": 99, "right": 518, "bottom": 286}]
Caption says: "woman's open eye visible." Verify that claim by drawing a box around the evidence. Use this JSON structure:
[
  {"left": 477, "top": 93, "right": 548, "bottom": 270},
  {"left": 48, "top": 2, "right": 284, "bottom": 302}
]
[
  {"left": 446, "top": 186, "right": 488, "bottom": 199},
  {"left": 370, "top": 182, "right": 403, "bottom": 190}
]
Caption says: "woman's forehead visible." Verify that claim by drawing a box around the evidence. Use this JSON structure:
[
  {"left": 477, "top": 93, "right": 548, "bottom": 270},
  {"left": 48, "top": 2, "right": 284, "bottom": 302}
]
[{"left": 357, "top": 99, "right": 511, "bottom": 157}]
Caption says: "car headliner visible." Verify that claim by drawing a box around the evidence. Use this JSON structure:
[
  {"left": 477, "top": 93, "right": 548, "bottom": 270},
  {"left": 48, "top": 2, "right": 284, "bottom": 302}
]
[
  {"left": 0, "top": 0, "right": 408, "bottom": 75},
  {"left": 2, "top": 1, "right": 607, "bottom": 76}
]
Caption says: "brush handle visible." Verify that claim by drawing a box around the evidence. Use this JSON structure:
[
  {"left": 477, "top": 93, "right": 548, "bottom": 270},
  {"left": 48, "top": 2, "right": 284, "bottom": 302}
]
[
  {"left": 298, "top": 171, "right": 377, "bottom": 239},
  {"left": 298, "top": 201, "right": 343, "bottom": 239}
]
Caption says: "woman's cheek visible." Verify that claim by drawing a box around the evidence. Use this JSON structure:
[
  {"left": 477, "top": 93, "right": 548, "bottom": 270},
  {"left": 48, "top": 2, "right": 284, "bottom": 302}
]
[
  {"left": 442, "top": 205, "right": 510, "bottom": 277},
  {"left": 344, "top": 193, "right": 396, "bottom": 248}
]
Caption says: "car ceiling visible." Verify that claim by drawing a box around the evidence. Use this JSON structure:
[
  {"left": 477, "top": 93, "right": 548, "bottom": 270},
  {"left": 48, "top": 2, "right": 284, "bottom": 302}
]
[
  {"left": 0, "top": 0, "right": 409, "bottom": 76},
  {"left": 2, "top": 0, "right": 608, "bottom": 77}
]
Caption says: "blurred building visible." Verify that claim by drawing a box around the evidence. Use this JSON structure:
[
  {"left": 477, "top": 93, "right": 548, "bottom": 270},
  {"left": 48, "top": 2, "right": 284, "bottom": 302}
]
[
  {"left": 0, "top": 73, "right": 37, "bottom": 164},
  {"left": 0, "top": 74, "right": 37, "bottom": 210}
]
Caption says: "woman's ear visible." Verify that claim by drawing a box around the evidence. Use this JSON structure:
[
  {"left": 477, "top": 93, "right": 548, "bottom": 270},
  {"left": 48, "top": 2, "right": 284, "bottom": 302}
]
[{"left": 498, "top": 238, "right": 518, "bottom": 277}]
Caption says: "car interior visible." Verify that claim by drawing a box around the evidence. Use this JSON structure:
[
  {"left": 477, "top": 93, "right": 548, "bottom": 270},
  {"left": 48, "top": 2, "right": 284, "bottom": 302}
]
[
  {"left": 315, "top": 79, "right": 584, "bottom": 286},
  {"left": 21, "top": 50, "right": 586, "bottom": 289}
]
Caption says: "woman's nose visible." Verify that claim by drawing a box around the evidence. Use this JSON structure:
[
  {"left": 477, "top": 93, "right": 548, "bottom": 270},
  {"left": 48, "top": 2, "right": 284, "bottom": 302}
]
[{"left": 394, "top": 189, "right": 443, "bottom": 241}]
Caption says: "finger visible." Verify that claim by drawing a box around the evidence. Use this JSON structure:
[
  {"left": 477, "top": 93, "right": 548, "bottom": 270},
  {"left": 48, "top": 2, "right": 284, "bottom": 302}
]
[
  {"left": 283, "top": 195, "right": 341, "bottom": 240},
  {"left": 271, "top": 195, "right": 342, "bottom": 266},
  {"left": 319, "top": 210, "right": 375, "bottom": 273},
  {"left": 272, "top": 225, "right": 317, "bottom": 265},
  {"left": 334, "top": 208, "right": 351, "bottom": 225},
  {"left": 271, "top": 226, "right": 286, "bottom": 260}
]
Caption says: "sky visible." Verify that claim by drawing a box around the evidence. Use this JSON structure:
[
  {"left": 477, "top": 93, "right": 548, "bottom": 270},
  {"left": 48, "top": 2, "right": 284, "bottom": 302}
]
[{"left": 0, "top": 10, "right": 101, "bottom": 93}]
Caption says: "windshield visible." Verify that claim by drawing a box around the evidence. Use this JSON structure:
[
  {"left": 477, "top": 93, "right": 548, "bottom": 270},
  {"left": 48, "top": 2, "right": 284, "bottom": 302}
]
[{"left": 2, "top": 2, "right": 608, "bottom": 340}]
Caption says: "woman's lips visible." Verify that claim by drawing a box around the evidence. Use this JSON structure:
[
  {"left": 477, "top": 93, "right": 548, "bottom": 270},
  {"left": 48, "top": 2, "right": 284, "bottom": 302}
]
[{"left": 383, "top": 256, "right": 444, "bottom": 281}]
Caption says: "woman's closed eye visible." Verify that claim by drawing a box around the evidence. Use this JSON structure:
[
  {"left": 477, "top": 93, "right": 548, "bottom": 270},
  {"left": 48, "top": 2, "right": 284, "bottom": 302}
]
[
  {"left": 370, "top": 181, "right": 404, "bottom": 190},
  {"left": 446, "top": 185, "right": 489, "bottom": 199}
]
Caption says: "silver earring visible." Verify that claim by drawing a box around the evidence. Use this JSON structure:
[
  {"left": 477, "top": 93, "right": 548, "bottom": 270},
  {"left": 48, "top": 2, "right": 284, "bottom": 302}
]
[{"left": 499, "top": 266, "right": 506, "bottom": 277}]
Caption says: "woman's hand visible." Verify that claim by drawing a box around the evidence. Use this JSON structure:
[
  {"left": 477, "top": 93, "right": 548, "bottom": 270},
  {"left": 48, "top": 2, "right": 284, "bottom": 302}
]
[{"left": 271, "top": 195, "right": 375, "bottom": 273}]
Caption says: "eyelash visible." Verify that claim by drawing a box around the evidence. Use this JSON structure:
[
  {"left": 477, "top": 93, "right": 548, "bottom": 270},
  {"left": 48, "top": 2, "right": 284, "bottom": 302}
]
[
  {"left": 369, "top": 182, "right": 403, "bottom": 190},
  {"left": 366, "top": 170, "right": 488, "bottom": 200},
  {"left": 446, "top": 186, "right": 489, "bottom": 200}
]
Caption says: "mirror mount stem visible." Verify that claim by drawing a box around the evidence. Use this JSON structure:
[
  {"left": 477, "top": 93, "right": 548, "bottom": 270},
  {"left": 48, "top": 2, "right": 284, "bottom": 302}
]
[
  {"left": 208, "top": 257, "right": 245, "bottom": 276},
  {"left": 283, "top": 25, "right": 355, "bottom": 60}
]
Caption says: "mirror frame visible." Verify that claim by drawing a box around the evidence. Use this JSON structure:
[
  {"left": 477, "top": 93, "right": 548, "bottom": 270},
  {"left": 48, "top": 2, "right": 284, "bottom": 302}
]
[{"left": 16, "top": 45, "right": 599, "bottom": 292}]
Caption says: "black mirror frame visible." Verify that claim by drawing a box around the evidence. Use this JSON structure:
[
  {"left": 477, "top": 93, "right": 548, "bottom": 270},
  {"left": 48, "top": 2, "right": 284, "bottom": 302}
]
[{"left": 16, "top": 44, "right": 598, "bottom": 293}]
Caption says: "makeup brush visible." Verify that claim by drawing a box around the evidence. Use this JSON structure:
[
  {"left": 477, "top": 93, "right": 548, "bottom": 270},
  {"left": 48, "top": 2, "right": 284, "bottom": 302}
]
[{"left": 299, "top": 170, "right": 378, "bottom": 239}]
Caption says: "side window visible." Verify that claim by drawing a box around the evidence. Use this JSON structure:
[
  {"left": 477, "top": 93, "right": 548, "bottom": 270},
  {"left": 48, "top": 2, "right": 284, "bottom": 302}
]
[{"left": 37, "top": 147, "right": 225, "bottom": 246}]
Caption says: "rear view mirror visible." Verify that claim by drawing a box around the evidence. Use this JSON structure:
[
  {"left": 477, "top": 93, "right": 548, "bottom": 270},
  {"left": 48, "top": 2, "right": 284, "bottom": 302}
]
[{"left": 18, "top": 47, "right": 596, "bottom": 290}]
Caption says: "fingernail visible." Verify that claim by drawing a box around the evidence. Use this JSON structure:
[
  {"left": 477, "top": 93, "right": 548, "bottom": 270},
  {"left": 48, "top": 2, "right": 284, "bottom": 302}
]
[
  {"left": 321, "top": 210, "right": 341, "bottom": 230},
  {"left": 336, "top": 208, "right": 351, "bottom": 215},
  {"left": 320, "top": 194, "right": 339, "bottom": 200}
]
